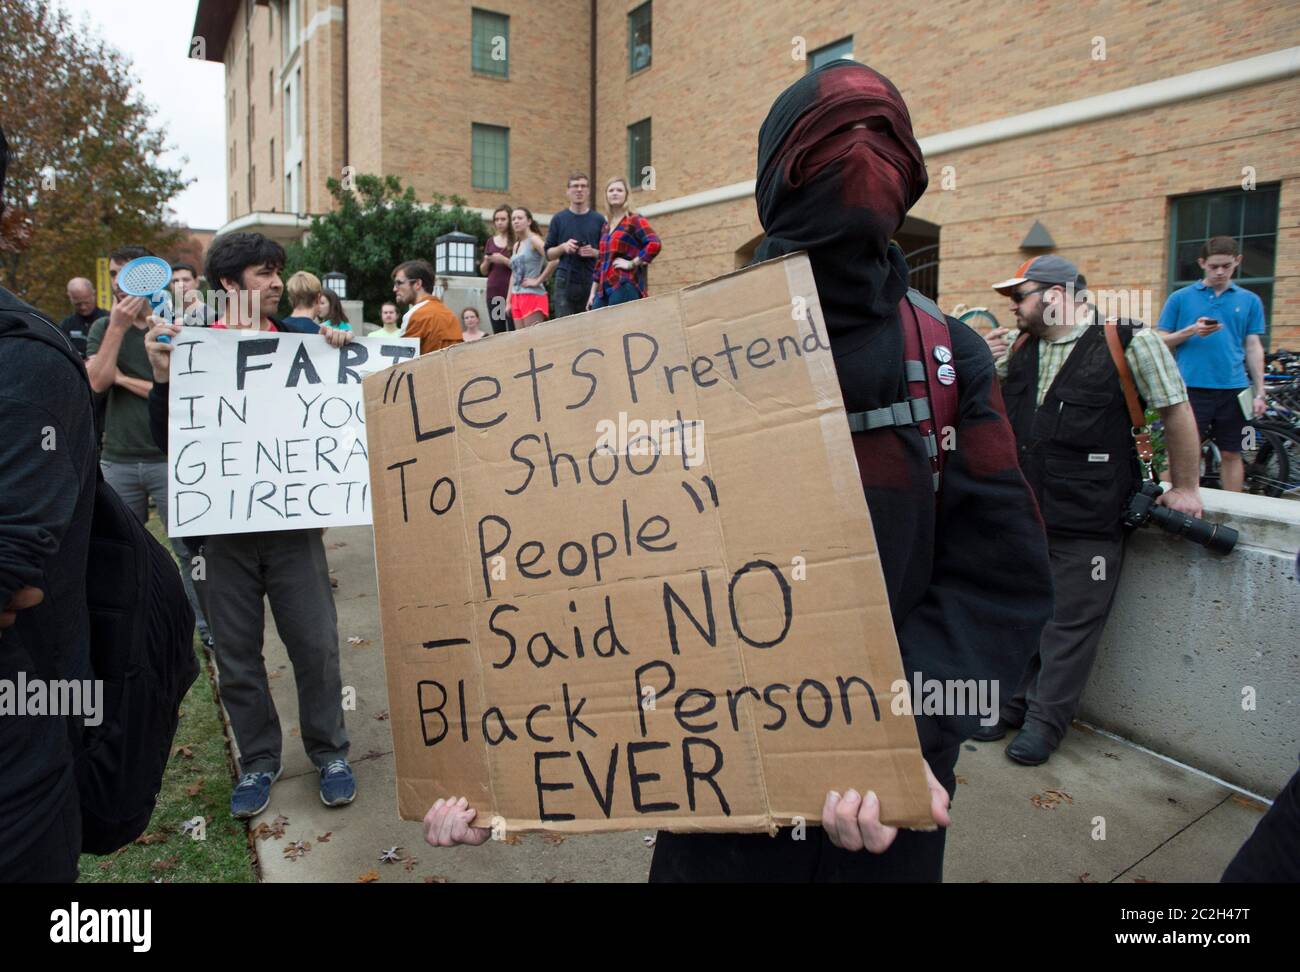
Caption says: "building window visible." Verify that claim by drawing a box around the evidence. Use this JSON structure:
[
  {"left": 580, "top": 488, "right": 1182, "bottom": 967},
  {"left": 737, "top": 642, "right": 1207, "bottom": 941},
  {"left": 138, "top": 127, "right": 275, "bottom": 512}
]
[
  {"left": 628, "top": 2, "right": 652, "bottom": 74},
  {"left": 269, "top": 68, "right": 275, "bottom": 105},
  {"left": 250, "top": 104, "right": 256, "bottom": 140},
  {"left": 1168, "top": 184, "right": 1280, "bottom": 338},
  {"left": 228, "top": 90, "right": 235, "bottom": 122},
  {"left": 229, "top": 142, "right": 236, "bottom": 172},
  {"left": 284, "top": 0, "right": 300, "bottom": 59},
  {"left": 472, "top": 9, "right": 509, "bottom": 77},
  {"left": 249, "top": 42, "right": 254, "bottom": 74},
  {"left": 807, "top": 36, "right": 853, "bottom": 72},
  {"left": 627, "top": 118, "right": 651, "bottom": 187},
  {"left": 285, "top": 170, "right": 294, "bottom": 213},
  {"left": 269, "top": 137, "right": 275, "bottom": 178},
  {"left": 249, "top": 165, "right": 256, "bottom": 207},
  {"left": 471, "top": 123, "right": 509, "bottom": 191}
]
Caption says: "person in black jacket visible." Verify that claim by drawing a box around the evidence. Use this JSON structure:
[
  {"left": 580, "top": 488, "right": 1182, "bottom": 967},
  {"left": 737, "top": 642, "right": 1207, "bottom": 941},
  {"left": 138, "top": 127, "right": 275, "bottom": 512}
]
[
  {"left": 421, "top": 62, "right": 1054, "bottom": 881},
  {"left": 0, "top": 125, "right": 99, "bottom": 881}
]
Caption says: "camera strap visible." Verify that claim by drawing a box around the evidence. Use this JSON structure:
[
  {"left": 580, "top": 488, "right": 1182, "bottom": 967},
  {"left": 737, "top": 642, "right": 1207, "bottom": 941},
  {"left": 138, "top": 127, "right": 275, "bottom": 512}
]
[{"left": 1102, "top": 321, "right": 1156, "bottom": 481}]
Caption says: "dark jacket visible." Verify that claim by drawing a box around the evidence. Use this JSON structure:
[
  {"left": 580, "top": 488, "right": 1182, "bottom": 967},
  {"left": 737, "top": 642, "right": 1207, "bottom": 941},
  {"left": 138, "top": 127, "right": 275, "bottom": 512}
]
[
  {"left": 1002, "top": 323, "right": 1141, "bottom": 540},
  {"left": 0, "top": 286, "right": 98, "bottom": 873},
  {"left": 844, "top": 307, "right": 1054, "bottom": 755}
]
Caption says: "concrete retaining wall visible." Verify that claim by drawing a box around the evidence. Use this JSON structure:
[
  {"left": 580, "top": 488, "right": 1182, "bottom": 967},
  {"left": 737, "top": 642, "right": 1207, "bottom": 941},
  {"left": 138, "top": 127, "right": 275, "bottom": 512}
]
[{"left": 1080, "top": 488, "right": 1300, "bottom": 797}]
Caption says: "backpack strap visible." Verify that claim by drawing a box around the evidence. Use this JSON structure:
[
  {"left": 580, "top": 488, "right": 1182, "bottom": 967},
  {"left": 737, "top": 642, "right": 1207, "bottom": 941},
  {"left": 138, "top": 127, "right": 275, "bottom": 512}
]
[
  {"left": 905, "top": 290, "right": 959, "bottom": 491},
  {"left": 843, "top": 290, "right": 958, "bottom": 493}
]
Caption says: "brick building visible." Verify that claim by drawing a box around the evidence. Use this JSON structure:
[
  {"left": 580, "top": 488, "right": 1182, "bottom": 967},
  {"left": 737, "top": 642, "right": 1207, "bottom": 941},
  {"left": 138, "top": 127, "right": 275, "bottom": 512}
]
[{"left": 196, "top": 0, "right": 1300, "bottom": 346}]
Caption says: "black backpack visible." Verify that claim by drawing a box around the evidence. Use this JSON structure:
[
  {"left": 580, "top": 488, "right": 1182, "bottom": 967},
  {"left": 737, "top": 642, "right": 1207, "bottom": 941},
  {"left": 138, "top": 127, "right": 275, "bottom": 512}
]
[{"left": 0, "top": 291, "right": 198, "bottom": 853}]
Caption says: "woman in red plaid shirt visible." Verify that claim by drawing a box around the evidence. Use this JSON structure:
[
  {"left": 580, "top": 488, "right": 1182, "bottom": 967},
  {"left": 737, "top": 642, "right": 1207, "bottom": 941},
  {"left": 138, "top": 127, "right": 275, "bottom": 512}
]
[{"left": 586, "top": 177, "right": 662, "bottom": 310}]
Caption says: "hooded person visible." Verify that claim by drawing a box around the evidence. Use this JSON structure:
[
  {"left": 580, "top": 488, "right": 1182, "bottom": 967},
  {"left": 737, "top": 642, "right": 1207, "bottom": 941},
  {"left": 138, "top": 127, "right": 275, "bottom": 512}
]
[
  {"left": 419, "top": 62, "right": 1053, "bottom": 880},
  {"left": 644, "top": 60, "right": 1054, "bottom": 882},
  {"left": 0, "top": 124, "right": 100, "bottom": 880}
]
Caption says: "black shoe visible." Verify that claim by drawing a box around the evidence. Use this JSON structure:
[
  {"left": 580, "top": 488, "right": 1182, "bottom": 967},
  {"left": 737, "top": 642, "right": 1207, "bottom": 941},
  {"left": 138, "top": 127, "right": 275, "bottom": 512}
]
[
  {"left": 970, "top": 720, "right": 1011, "bottom": 742},
  {"left": 1006, "top": 729, "right": 1056, "bottom": 766}
]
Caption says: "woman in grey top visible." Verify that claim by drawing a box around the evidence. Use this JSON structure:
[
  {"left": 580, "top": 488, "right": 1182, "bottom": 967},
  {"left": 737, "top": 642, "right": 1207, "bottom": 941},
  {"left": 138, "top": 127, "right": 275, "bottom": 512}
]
[{"left": 509, "top": 206, "right": 556, "bottom": 328}]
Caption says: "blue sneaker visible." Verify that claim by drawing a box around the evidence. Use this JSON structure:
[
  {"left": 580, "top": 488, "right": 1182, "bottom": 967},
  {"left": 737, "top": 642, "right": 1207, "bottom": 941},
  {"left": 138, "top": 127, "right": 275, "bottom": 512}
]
[
  {"left": 320, "top": 759, "right": 356, "bottom": 807},
  {"left": 230, "top": 768, "right": 281, "bottom": 819}
]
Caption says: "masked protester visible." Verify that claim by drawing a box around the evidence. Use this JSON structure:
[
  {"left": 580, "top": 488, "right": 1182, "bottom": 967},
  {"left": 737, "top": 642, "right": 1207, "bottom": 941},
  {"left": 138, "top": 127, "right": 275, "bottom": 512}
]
[
  {"left": 646, "top": 61, "right": 1052, "bottom": 882},
  {"left": 421, "top": 62, "right": 1053, "bottom": 881}
]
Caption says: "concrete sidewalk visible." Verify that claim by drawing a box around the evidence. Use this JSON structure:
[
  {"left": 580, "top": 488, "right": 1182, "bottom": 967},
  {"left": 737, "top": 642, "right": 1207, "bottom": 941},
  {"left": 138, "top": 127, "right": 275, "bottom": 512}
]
[{"left": 242, "top": 526, "right": 1267, "bottom": 883}]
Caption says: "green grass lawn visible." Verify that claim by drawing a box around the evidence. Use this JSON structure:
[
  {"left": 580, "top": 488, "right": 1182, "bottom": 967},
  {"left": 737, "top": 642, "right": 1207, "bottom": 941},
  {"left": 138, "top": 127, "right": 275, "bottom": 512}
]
[{"left": 77, "top": 515, "right": 256, "bottom": 883}]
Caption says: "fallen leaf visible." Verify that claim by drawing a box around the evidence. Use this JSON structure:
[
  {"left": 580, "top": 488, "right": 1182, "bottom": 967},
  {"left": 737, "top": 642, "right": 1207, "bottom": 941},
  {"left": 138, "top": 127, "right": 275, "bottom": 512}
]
[
  {"left": 347, "top": 636, "right": 371, "bottom": 646},
  {"left": 283, "top": 840, "right": 311, "bottom": 861},
  {"left": 955, "top": 775, "right": 968, "bottom": 785},
  {"left": 267, "top": 670, "right": 283, "bottom": 680},
  {"left": 171, "top": 743, "right": 194, "bottom": 759},
  {"left": 1230, "top": 794, "right": 1267, "bottom": 813},
  {"left": 150, "top": 855, "right": 180, "bottom": 873},
  {"left": 1133, "top": 877, "right": 1157, "bottom": 883},
  {"left": 185, "top": 778, "right": 205, "bottom": 797},
  {"left": 540, "top": 833, "right": 565, "bottom": 845},
  {"left": 1031, "top": 789, "right": 1073, "bottom": 810},
  {"left": 358, "top": 869, "right": 380, "bottom": 883},
  {"left": 289, "top": 727, "right": 300, "bottom": 737},
  {"left": 267, "top": 815, "right": 290, "bottom": 839},
  {"left": 249, "top": 823, "right": 271, "bottom": 841},
  {"left": 374, "top": 710, "right": 390, "bottom": 721},
  {"left": 501, "top": 834, "right": 522, "bottom": 845},
  {"left": 134, "top": 832, "right": 167, "bottom": 846},
  {"left": 1078, "top": 872, "right": 1096, "bottom": 883},
  {"left": 1102, "top": 752, "right": 1121, "bottom": 760},
  {"left": 424, "top": 875, "right": 448, "bottom": 884},
  {"left": 403, "top": 855, "right": 419, "bottom": 872},
  {"left": 317, "top": 832, "right": 333, "bottom": 843}
]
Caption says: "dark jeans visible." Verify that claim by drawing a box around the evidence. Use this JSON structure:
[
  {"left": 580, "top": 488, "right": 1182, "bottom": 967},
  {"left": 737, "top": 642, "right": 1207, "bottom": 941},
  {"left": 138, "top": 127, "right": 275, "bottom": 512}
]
[
  {"left": 648, "top": 743, "right": 959, "bottom": 882},
  {"left": 552, "top": 274, "right": 589, "bottom": 319},
  {"left": 1002, "top": 532, "right": 1125, "bottom": 744},
  {"left": 591, "top": 281, "right": 642, "bottom": 310},
  {"left": 201, "top": 529, "right": 348, "bottom": 775}
]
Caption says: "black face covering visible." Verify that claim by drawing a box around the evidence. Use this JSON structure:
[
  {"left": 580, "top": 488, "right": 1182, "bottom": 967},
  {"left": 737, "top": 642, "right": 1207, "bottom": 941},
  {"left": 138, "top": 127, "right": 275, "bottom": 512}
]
[{"left": 753, "top": 61, "right": 929, "bottom": 410}]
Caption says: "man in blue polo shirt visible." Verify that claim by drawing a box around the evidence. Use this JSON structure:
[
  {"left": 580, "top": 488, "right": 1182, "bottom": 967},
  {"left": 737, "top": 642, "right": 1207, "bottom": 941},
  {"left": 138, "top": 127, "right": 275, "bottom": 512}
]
[{"left": 1158, "top": 235, "right": 1267, "bottom": 492}]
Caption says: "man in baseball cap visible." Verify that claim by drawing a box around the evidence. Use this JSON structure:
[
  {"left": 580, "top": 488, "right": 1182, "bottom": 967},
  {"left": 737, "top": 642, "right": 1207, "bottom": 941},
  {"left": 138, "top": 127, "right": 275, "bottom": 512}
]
[{"left": 972, "top": 253, "right": 1203, "bottom": 767}]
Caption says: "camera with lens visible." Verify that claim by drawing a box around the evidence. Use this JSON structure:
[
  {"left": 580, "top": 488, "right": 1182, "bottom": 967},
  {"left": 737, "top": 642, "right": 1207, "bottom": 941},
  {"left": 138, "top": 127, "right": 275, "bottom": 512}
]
[{"left": 1122, "top": 481, "right": 1237, "bottom": 554}]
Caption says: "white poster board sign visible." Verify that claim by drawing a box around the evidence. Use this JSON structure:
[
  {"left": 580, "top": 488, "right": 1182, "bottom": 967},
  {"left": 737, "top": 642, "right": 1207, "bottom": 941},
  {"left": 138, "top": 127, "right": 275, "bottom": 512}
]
[{"left": 167, "top": 328, "right": 419, "bottom": 536}]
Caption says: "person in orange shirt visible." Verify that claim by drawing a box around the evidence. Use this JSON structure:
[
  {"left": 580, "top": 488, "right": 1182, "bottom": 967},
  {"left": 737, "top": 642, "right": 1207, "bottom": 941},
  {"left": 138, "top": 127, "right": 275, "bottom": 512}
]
[{"left": 391, "top": 259, "right": 462, "bottom": 355}]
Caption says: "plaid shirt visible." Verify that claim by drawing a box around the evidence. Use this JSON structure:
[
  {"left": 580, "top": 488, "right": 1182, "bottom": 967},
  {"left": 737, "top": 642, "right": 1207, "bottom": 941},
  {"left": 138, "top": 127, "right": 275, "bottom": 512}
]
[
  {"left": 996, "top": 312, "right": 1187, "bottom": 409},
  {"left": 593, "top": 213, "right": 661, "bottom": 295}
]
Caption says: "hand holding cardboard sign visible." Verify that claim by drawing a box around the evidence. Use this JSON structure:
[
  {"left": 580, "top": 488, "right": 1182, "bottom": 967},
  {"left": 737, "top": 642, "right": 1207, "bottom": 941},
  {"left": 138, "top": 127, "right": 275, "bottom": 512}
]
[
  {"left": 423, "top": 797, "right": 491, "bottom": 848},
  {"left": 821, "top": 759, "right": 951, "bottom": 854}
]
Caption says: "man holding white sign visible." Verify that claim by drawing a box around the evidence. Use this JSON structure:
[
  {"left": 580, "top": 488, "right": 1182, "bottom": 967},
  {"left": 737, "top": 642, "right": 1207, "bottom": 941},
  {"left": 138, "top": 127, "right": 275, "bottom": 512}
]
[{"left": 145, "top": 232, "right": 415, "bottom": 819}]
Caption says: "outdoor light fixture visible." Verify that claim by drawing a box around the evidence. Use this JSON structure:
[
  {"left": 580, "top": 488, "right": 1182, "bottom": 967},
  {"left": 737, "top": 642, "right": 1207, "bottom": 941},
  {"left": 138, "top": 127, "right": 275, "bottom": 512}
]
[
  {"left": 322, "top": 270, "right": 347, "bottom": 298},
  {"left": 435, "top": 231, "right": 477, "bottom": 276}
]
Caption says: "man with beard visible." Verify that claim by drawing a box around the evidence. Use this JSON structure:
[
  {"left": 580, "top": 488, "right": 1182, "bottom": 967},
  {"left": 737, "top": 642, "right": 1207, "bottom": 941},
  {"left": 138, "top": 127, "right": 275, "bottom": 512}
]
[
  {"left": 979, "top": 255, "right": 1201, "bottom": 766},
  {"left": 422, "top": 61, "right": 1054, "bottom": 882}
]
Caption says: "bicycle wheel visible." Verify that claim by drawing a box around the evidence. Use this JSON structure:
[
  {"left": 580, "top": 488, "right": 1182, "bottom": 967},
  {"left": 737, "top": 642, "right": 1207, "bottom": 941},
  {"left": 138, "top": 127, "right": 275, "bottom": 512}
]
[{"left": 1243, "top": 428, "right": 1293, "bottom": 497}]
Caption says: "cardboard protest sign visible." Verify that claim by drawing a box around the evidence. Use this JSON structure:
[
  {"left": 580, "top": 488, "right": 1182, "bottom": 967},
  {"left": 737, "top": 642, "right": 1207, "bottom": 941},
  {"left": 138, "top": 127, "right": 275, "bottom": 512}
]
[
  {"left": 167, "top": 329, "right": 418, "bottom": 537},
  {"left": 364, "top": 253, "right": 932, "bottom": 834}
]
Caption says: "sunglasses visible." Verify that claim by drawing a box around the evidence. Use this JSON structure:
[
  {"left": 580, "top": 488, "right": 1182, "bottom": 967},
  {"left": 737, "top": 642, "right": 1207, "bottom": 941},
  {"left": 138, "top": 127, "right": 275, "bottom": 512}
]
[{"left": 1010, "top": 285, "right": 1050, "bottom": 304}]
